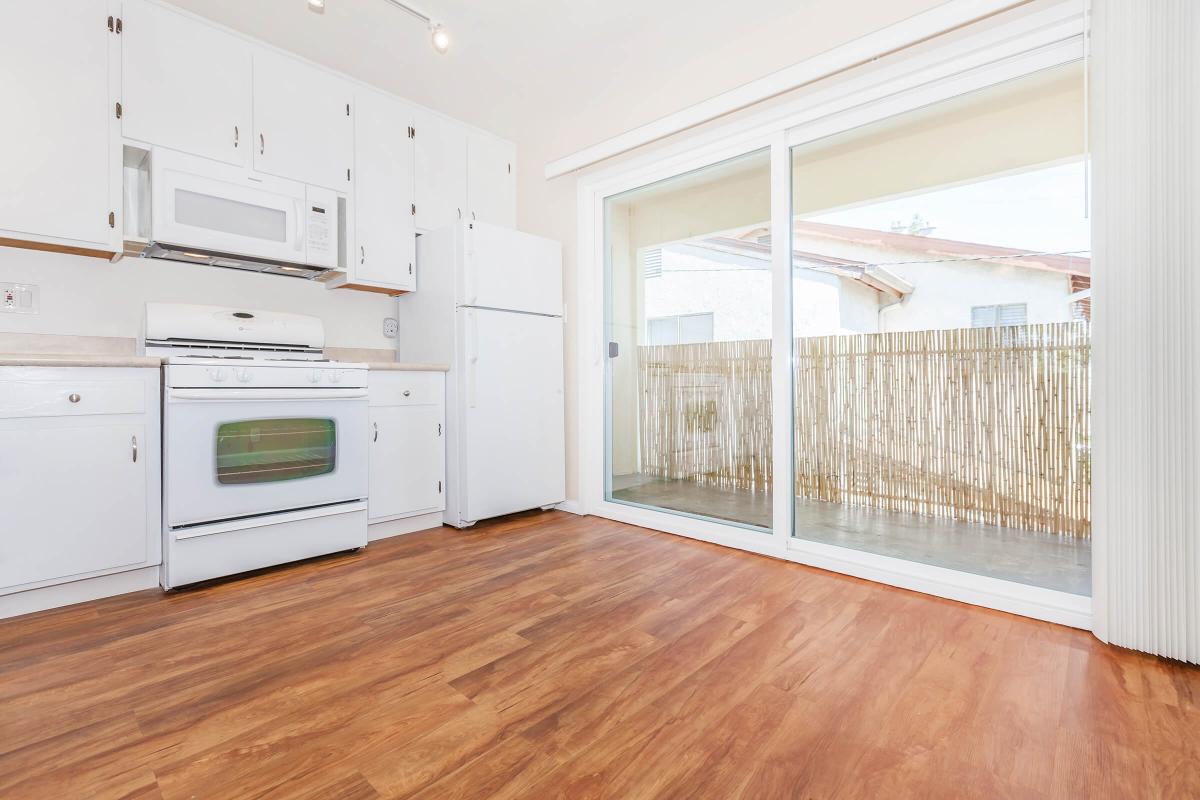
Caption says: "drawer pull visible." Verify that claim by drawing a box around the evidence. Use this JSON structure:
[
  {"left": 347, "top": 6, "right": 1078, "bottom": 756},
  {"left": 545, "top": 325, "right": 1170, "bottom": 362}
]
[
  {"left": 403, "top": 389, "right": 411, "bottom": 397},
  {"left": 68, "top": 393, "right": 81, "bottom": 403}
]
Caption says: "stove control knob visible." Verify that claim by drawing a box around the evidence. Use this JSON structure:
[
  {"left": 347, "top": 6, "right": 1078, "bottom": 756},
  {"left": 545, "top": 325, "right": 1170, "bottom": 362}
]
[
  {"left": 208, "top": 367, "right": 228, "bottom": 382},
  {"left": 235, "top": 368, "right": 252, "bottom": 383},
  {"left": 309, "top": 369, "right": 322, "bottom": 384},
  {"left": 329, "top": 370, "right": 342, "bottom": 384}
]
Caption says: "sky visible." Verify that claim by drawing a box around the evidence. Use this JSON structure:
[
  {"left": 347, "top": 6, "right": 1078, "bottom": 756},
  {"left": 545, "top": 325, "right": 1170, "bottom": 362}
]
[{"left": 809, "top": 161, "right": 1092, "bottom": 256}]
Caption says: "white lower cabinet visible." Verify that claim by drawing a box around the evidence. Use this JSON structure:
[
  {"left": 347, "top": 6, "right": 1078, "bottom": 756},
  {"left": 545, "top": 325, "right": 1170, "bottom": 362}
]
[
  {"left": 368, "top": 371, "right": 446, "bottom": 523},
  {"left": 0, "top": 367, "right": 162, "bottom": 613}
]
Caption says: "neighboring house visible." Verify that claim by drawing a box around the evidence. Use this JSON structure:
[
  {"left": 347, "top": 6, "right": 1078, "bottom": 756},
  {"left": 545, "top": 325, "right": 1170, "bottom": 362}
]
[{"left": 640, "top": 221, "right": 1091, "bottom": 343}]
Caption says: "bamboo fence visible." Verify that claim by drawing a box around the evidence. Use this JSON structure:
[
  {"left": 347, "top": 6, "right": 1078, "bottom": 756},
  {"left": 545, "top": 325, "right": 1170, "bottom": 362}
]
[{"left": 636, "top": 322, "right": 1092, "bottom": 537}]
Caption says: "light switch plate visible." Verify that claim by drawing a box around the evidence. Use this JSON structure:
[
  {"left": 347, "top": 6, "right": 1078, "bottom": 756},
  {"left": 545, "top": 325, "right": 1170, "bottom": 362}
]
[{"left": 0, "top": 283, "right": 39, "bottom": 314}]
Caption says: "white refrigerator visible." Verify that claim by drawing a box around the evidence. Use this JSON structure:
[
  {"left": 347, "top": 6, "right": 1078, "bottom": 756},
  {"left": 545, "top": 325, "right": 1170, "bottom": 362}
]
[{"left": 395, "top": 221, "right": 565, "bottom": 528}]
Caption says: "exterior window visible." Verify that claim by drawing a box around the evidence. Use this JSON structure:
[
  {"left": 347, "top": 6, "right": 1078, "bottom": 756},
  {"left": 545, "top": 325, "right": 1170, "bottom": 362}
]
[
  {"left": 646, "top": 312, "right": 715, "bottom": 345},
  {"left": 971, "top": 303, "right": 1028, "bottom": 328},
  {"left": 215, "top": 418, "right": 336, "bottom": 485}
]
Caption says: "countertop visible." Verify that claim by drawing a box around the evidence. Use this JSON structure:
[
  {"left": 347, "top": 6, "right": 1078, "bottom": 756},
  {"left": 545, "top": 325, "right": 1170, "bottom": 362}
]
[
  {"left": 0, "top": 353, "right": 450, "bottom": 371},
  {"left": 362, "top": 362, "right": 450, "bottom": 372},
  {"left": 0, "top": 353, "right": 163, "bottom": 368}
]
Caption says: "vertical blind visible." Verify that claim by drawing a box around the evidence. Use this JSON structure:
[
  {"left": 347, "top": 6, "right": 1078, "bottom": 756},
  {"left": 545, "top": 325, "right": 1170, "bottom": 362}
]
[{"left": 1092, "top": 0, "right": 1200, "bottom": 664}]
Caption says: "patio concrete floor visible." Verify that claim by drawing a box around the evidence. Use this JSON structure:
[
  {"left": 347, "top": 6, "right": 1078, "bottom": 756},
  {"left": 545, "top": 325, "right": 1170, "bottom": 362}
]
[{"left": 611, "top": 474, "right": 1091, "bottom": 596}]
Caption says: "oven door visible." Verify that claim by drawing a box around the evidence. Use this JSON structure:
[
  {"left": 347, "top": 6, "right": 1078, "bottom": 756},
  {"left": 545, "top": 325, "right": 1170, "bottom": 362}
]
[{"left": 164, "top": 387, "right": 368, "bottom": 528}]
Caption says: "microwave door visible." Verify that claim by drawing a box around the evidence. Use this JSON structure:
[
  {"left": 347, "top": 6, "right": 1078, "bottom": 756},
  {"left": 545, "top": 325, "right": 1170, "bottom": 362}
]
[{"left": 151, "top": 150, "right": 307, "bottom": 263}]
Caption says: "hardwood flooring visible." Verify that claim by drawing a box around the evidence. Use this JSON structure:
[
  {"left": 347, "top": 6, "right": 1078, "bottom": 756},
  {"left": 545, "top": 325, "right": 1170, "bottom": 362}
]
[{"left": 0, "top": 510, "right": 1196, "bottom": 799}]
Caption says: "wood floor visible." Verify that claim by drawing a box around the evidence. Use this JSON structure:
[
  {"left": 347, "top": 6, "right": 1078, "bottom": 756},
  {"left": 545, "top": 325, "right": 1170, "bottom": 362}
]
[{"left": 1, "top": 511, "right": 1197, "bottom": 799}]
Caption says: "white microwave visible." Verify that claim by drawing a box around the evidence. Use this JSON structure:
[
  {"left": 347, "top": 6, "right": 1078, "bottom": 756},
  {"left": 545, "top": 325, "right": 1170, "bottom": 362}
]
[{"left": 144, "top": 149, "right": 342, "bottom": 278}]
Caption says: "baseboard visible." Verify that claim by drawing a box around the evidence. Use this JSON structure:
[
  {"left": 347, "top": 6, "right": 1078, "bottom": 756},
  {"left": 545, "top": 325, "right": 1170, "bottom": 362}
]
[
  {"left": 554, "top": 500, "right": 585, "bottom": 515},
  {"left": 0, "top": 566, "right": 161, "bottom": 621},
  {"left": 368, "top": 512, "right": 445, "bottom": 541}
]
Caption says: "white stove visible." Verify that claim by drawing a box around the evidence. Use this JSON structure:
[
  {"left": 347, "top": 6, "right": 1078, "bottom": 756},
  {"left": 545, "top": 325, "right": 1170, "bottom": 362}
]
[{"left": 145, "top": 303, "right": 370, "bottom": 589}]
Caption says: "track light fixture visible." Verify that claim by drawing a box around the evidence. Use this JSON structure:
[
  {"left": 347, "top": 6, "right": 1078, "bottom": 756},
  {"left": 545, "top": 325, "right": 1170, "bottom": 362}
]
[{"left": 308, "top": 1, "right": 450, "bottom": 54}]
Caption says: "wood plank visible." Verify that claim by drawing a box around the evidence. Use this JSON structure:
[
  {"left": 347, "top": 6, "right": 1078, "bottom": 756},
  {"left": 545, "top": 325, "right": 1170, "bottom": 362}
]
[{"left": 0, "top": 510, "right": 1194, "bottom": 799}]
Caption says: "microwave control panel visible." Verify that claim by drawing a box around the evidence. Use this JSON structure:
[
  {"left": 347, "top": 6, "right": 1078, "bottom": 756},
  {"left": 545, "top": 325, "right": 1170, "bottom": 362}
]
[{"left": 305, "top": 186, "right": 338, "bottom": 269}]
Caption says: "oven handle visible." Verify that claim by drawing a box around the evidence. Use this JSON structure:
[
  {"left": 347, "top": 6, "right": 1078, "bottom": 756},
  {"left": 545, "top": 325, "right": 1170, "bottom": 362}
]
[{"left": 168, "top": 388, "right": 367, "bottom": 402}]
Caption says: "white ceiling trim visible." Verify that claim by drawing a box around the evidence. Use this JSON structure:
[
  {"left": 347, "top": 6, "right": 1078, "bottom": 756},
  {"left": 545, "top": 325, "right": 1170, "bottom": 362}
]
[{"left": 544, "top": 0, "right": 1039, "bottom": 179}]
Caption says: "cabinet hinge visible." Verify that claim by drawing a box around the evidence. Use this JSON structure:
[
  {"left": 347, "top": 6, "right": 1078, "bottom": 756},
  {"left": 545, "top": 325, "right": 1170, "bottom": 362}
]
[
  {"left": 116, "top": 17, "right": 123, "bottom": 33},
  {"left": 408, "top": 263, "right": 413, "bottom": 275},
  {"left": 108, "top": 211, "right": 116, "bottom": 228},
  {"left": 411, "top": 203, "right": 416, "bottom": 216},
  {"left": 408, "top": 126, "right": 415, "bottom": 139},
  {"left": 437, "top": 423, "right": 442, "bottom": 436},
  {"left": 107, "top": 15, "right": 113, "bottom": 31},
  {"left": 114, "top": 101, "right": 123, "bottom": 119},
  {"left": 108, "top": 16, "right": 122, "bottom": 33}
]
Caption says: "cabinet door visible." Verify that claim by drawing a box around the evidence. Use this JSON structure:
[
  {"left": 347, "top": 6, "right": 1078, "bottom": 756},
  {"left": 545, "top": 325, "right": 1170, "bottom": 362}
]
[
  {"left": 0, "top": 423, "right": 148, "bottom": 591},
  {"left": 354, "top": 92, "right": 416, "bottom": 290},
  {"left": 466, "top": 133, "right": 517, "bottom": 228},
  {"left": 252, "top": 51, "right": 352, "bottom": 190},
  {"left": 414, "top": 109, "right": 467, "bottom": 232},
  {"left": 122, "top": 0, "right": 250, "bottom": 166},
  {"left": 369, "top": 405, "right": 445, "bottom": 520},
  {"left": 0, "top": 0, "right": 116, "bottom": 249}
]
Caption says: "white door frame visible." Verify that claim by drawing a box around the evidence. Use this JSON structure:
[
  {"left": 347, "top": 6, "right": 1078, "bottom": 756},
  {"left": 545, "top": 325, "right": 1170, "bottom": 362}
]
[{"left": 574, "top": 0, "right": 1092, "bottom": 629}]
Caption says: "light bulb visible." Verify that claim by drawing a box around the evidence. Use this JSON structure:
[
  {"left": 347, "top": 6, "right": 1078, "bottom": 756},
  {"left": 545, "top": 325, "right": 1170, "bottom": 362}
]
[
  {"left": 430, "top": 23, "right": 450, "bottom": 54},
  {"left": 307, "top": 0, "right": 325, "bottom": 12}
]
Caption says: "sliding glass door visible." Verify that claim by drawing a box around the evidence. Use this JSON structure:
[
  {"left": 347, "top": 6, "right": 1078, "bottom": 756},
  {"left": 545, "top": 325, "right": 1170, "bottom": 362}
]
[
  {"left": 788, "top": 63, "right": 1091, "bottom": 595},
  {"left": 590, "top": 41, "right": 1091, "bottom": 622},
  {"left": 604, "top": 149, "right": 774, "bottom": 531}
]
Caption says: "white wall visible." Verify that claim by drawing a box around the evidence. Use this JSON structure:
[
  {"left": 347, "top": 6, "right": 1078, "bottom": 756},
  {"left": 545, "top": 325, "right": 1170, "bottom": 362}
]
[{"left": 0, "top": 246, "right": 397, "bottom": 349}]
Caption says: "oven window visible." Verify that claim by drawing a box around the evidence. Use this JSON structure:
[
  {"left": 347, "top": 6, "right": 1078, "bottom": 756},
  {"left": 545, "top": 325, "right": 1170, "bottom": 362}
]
[{"left": 216, "top": 418, "right": 336, "bottom": 485}]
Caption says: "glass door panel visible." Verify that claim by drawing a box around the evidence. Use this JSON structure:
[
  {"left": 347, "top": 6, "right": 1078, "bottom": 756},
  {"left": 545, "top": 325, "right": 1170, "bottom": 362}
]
[
  {"left": 605, "top": 148, "right": 773, "bottom": 530},
  {"left": 788, "top": 63, "right": 1092, "bottom": 594}
]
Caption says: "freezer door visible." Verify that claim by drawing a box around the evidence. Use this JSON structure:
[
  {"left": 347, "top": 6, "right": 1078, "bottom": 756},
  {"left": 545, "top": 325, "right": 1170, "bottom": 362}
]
[
  {"left": 461, "top": 222, "right": 562, "bottom": 316},
  {"left": 458, "top": 307, "right": 565, "bottom": 522}
]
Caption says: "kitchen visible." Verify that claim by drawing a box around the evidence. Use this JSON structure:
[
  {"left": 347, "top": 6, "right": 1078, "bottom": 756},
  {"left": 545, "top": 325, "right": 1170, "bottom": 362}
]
[
  {"left": 1, "top": 0, "right": 564, "bottom": 615},
  {"left": 2, "top": 1, "right": 1198, "bottom": 797}
]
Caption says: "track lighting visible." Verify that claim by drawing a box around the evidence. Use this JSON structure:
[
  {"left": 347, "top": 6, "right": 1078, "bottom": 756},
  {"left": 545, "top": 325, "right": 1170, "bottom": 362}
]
[
  {"left": 307, "top": 0, "right": 325, "bottom": 12},
  {"left": 430, "top": 23, "right": 450, "bottom": 55}
]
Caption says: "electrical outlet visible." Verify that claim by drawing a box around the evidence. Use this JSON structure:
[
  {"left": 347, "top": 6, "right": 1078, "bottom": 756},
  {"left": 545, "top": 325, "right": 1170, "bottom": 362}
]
[
  {"left": 0, "top": 283, "right": 38, "bottom": 314},
  {"left": 382, "top": 317, "right": 399, "bottom": 338}
]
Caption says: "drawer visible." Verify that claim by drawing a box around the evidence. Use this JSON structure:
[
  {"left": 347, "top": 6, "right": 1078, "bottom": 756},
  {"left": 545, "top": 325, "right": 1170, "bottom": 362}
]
[
  {"left": 0, "top": 380, "right": 146, "bottom": 419},
  {"left": 368, "top": 371, "right": 443, "bottom": 407}
]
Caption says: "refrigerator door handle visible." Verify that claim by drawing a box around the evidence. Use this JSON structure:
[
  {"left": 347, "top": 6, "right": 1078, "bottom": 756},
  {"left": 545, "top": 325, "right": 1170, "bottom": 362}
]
[{"left": 467, "top": 309, "right": 479, "bottom": 408}]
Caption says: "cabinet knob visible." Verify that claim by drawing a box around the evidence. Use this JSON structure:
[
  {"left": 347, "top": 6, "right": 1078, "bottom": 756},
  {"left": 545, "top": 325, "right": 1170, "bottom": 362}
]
[
  {"left": 403, "top": 389, "right": 411, "bottom": 397},
  {"left": 68, "top": 393, "right": 81, "bottom": 403}
]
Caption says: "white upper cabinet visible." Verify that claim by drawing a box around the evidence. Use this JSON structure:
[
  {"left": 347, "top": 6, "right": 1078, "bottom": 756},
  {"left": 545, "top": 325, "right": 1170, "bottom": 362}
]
[
  {"left": 0, "top": 0, "right": 118, "bottom": 252},
  {"left": 352, "top": 90, "right": 416, "bottom": 292},
  {"left": 414, "top": 109, "right": 467, "bottom": 232},
  {"left": 122, "top": 0, "right": 250, "bottom": 166},
  {"left": 467, "top": 133, "right": 517, "bottom": 228},
  {"left": 252, "top": 50, "right": 353, "bottom": 191}
]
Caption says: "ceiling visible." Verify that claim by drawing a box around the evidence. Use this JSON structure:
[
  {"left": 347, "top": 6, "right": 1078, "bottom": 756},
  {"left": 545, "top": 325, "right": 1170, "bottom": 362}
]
[{"left": 166, "top": 0, "right": 945, "bottom": 165}]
